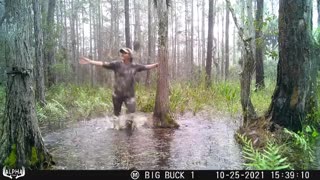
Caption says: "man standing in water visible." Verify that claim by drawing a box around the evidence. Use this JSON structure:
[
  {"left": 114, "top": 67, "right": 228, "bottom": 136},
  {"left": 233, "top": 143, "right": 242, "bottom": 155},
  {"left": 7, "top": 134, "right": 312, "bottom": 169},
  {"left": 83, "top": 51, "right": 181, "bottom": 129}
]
[{"left": 79, "top": 48, "right": 158, "bottom": 129}]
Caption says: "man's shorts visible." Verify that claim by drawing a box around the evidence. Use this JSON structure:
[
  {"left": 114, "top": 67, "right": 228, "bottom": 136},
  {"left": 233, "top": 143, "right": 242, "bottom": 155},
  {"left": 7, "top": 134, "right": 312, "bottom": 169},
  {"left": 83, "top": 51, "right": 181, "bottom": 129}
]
[{"left": 112, "top": 94, "right": 136, "bottom": 116}]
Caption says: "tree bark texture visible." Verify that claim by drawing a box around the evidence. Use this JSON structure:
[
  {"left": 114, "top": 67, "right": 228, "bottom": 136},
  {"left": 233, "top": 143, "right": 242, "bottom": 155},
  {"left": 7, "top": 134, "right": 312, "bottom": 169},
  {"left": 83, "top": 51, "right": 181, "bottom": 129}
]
[
  {"left": 1, "top": 0, "right": 53, "bottom": 169},
  {"left": 266, "top": 0, "right": 314, "bottom": 132}
]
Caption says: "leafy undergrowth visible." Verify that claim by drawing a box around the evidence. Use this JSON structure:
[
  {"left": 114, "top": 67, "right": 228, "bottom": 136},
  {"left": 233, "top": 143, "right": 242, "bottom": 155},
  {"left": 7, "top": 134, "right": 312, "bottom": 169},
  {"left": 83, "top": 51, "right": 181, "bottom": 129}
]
[
  {"left": 0, "top": 80, "right": 273, "bottom": 128},
  {"left": 136, "top": 79, "right": 274, "bottom": 117},
  {"left": 237, "top": 113, "right": 319, "bottom": 170},
  {"left": 37, "top": 84, "right": 113, "bottom": 126}
]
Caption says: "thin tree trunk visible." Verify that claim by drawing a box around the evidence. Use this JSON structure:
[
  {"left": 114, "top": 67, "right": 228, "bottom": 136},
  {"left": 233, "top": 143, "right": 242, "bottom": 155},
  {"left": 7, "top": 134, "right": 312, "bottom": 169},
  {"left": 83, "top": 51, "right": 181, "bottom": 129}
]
[
  {"left": 146, "top": 0, "right": 152, "bottom": 86},
  {"left": 46, "top": 0, "right": 56, "bottom": 87},
  {"left": 206, "top": 0, "right": 214, "bottom": 87},
  {"left": 185, "top": 0, "right": 189, "bottom": 79},
  {"left": 33, "top": 0, "right": 46, "bottom": 106},
  {"left": 221, "top": 6, "right": 225, "bottom": 80},
  {"left": 70, "top": 0, "right": 77, "bottom": 84},
  {"left": 191, "top": 0, "right": 194, "bottom": 78},
  {"left": 201, "top": 0, "right": 206, "bottom": 70},
  {"left": 125, "top": 0, "right": 131, "bottom": 48},
  {"left": 225, "top": 5, "right": 230, "bottom": 80},
  {"left": 153, "top": 0, "right": 178, "bottom": 128},
  {"left": 255, "top": 0, "right": 265, "bottom": 89},
  {"left": 226, "top": 0, "right": 257, "bottom": 124},
  {"left": 0, "top": 0, "right": 53, "bottom": 169}
]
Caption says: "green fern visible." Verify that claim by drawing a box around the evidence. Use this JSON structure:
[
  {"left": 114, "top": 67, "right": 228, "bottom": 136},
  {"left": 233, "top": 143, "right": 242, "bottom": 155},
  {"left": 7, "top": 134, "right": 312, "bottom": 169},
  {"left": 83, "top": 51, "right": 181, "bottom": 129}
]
[
  {"left": 283, "top": 128, "right": 315, "bottom": 168},
  {"left": 237, "top": 133, "right": 291, "bottom": 170}
]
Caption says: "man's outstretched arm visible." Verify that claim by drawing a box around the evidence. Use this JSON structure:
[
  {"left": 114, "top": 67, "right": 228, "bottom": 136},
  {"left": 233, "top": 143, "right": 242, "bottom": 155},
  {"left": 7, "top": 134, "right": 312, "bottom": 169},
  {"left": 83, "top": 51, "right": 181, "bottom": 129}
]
[
  {"left": 144, "top": 63, "right": 159, "bottom": 70},
  {"left": 79, "top": 56, "right": 112, "bottom": 67}
]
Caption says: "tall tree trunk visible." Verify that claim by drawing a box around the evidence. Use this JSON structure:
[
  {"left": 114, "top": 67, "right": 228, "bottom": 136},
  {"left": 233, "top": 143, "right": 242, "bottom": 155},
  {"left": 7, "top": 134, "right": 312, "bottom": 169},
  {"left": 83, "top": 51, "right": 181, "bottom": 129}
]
[
  {"left": 206, "top": 0, "right": 214, "bottom": 87},
  {"left": 0, "top": 0, "right": 53, "bottom": 169},
  {"left": 33, "top": 0, "right": 46, "bottom": 106},
  {"left": 246, "top": 0, "right": 255, "bottom": 63},
  {"left": 266, "top": 0, "right": 314, "bottom": 132},
  {"left": 221, "top": 6, "right": 225, "bottom": 80},
  {"left": 153, "top": 0, "right": 178, "bottom": 128},
  {"left": 146, "top": 0, "right": 153, "bottom": 86},
  {"left": 70, "top": 0, "right": 77, "bottom": 83},
  {"left": 134, "top": 0, "right": 142, "bottom": 82},
  {"left": 255, "top": 0, "right": 265, "bottom": 90},
  {"left": 226, "top": 0, "right": 257, "bottom": 124},
  {"left": 225, "top": 5, "right": 230, "bottom": 81},
  {"left": 190, "top": 0, "right": 194, "bottom": 78},
  {"left": 125, "top": 0, "right": 131, "bottom": 48},
  {"left": 46, "top": 0, "right": 56, "bottom": 87},
  {"left": 63, "top": 0, "right": 68, "bottom": 82},
  {"left": 185, "top": 0, "right": 189, "bottom": 79},
  {"left": 201, "top": 0, "right": 206, "bottom": 70}
]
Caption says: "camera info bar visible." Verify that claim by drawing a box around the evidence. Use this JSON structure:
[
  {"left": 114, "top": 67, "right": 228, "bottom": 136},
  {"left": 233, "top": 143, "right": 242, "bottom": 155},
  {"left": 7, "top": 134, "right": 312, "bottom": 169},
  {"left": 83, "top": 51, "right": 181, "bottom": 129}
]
[{"left": 5, "top": 170, "right": 319, "bottom": 180}]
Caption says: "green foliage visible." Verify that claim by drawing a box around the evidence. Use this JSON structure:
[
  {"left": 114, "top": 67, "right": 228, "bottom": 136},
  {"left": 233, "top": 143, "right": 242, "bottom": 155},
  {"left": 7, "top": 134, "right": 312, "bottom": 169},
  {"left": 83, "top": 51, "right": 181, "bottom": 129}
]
[
  {"left": 37, "top": 84, "right": 112, "bottom": 124},
  {"left": 213, "top": 82, "right": 239, "bottom": 115},
  {"left": 136, "top": 84, "right": 156, "bottom": 112},
  {"left": 283, "top": 127, "right": 317, "bottom": 169},
  {"left": 237, "top": 133, "right": 291, "bottom": 170},
  {"left": 37, "top": 99, "right": 68, "bottom": 123}
]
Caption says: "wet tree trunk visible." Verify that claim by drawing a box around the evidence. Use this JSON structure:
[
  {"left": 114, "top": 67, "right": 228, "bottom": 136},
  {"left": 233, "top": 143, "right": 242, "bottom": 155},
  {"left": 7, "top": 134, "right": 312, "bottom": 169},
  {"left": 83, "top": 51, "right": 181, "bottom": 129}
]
[
  {"left": 146, "top": 0, "right": 153, "bottom": 86},
  {"left": 255, "top": 0, "right": 265, "bottom": 90},
  {"left": 46, "top": 0, "right": 56, "bottom": 87},
  {"left": 134, "top": 0, "right": 142, "bottom": 82},
  {"left": 125, "top": 0, "right": 131, "bottom": 49},
  {"left": 153, "top": 0, "right": 178, "bottom": 128},
  {"left": 32, "top": 0, "right": 46, "bottom": 106},
  {"left": 206, "top": 0, "right": 214, "bottom": 87},
  {"left": 226, "top": 0, "right": 257, "bottom": 124},
  {"left": 0, "top": 0, "right": 53, "bottom": 169},
  {"left": 266, "top": 0, "right": 314, "bottom": 132},
  {"left": 225, "top": 5, "right": 230, "bottom": 81}
]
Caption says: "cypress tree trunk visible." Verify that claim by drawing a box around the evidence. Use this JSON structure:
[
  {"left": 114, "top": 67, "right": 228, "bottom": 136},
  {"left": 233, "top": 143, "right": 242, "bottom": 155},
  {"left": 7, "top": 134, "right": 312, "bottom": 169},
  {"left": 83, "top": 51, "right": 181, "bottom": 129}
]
[
  {"left": 46, "top": 0, "right": 56, "bottom": 87},
  {"left": 0, "top": 0, "right": 53, "bottom": 169},
  {"left": 266, "top": 0, "right": 314, "bottom": 132},
  {"left": 146, "top": 0, "right": 153, "bottom": 86},
  {"left": 255, "top": 0, "right": 265, "bottom": 90},
  {"left": 206, "top": 0, "right": 214, "bottom": 87},
  {"left": 33, "top": 0, "right": 46, "bottom": 106},
  {"left": 125, "top": 0, "right": 131, "bottom": 48},
  {"left": 153, "top": 0, "right": 178, "bottom": 128},
  {"left": 225, "top": 5, "right": 230, "bottom": 81}
]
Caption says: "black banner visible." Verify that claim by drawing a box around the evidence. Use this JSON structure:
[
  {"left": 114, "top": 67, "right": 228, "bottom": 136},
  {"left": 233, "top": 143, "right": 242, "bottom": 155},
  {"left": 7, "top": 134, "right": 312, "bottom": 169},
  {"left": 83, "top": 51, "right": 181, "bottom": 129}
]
[{"left": 3, "top": 170, "right": 320, "bottom": 180}]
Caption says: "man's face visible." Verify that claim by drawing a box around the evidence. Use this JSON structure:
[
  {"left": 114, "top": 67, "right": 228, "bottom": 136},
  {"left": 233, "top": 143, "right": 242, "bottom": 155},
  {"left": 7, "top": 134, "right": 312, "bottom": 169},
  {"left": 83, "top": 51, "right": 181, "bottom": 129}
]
[{"left": 121, "top": 53, "right": 130, "bottom": 62}]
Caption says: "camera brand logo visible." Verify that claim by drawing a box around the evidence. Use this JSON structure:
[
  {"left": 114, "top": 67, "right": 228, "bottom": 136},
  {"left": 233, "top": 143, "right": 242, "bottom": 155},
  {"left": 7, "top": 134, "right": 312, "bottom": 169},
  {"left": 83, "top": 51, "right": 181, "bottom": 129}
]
[
  {"left": 130, "top": 170, "right": 140, "bottom": 180},
  {"left": 2, "top": 166, "right": 25, "bottom": 179}
]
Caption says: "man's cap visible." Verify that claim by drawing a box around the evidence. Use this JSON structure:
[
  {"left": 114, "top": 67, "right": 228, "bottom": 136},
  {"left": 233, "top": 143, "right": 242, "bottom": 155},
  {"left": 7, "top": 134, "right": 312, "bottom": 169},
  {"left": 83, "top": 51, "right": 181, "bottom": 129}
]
[{"left": 119, "top": 48, "right": 133, "bottom": 54}]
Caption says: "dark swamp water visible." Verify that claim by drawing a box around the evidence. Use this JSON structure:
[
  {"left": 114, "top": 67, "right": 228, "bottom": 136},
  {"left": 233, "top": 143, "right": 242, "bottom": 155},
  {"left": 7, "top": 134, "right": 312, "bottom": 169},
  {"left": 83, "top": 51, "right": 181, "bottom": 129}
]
[{"left": 43, "top": 111, "right": 245, "bottom": 170}]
